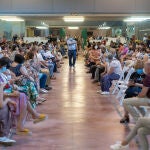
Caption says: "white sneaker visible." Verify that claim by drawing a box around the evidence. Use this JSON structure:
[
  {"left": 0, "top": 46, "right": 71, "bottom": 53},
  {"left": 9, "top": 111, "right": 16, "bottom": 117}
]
[
  {"left": 101, "top": 91, "right": 110, "bottom": 95},
  {"left": 110, "top": 142, "right": 129, "bottom": 150},
  {"left": 39, "top": 88, "right": 48, "bottom": 94},
  {"left": 0, "top": 137, "right": 16, "bottom": 144}
]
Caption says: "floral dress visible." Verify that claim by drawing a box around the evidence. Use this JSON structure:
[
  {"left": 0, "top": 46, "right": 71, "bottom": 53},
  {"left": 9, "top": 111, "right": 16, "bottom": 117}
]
[{"left": 10, "top": 64, "right": 38, "bottom": 108}]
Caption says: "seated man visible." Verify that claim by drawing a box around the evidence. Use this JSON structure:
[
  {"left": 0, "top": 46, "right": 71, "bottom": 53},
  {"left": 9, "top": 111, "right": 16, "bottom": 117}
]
[
  {"left": 123, "top": 62, "right": 150, "bottom": 122},
  {"left": 110, "top": 117, "right": 150, "bottom": 150},
  {"left": 100, "top": 53, "right": 122, "bottom": 95}
]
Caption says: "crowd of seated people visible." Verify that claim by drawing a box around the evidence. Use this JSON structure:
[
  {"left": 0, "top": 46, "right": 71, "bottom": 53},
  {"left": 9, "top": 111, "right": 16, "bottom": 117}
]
[
  {"left": 84, "top": 36, "right": 150, "bottom": 150},
  {"left": 0, "top": 39, "right": 65, "bottom": 145}
]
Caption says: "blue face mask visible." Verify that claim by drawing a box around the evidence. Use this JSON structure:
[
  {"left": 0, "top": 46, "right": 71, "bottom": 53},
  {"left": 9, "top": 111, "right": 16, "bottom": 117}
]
[
  {"left": 0, "top": 66, "right": 7, "bottom": 73},
  {"left": 136, "top": 69, "right": 143, "bottom": 75}
]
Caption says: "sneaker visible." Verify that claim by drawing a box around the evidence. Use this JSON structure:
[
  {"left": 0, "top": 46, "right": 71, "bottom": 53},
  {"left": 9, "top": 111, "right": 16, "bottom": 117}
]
[
  {"left": 97, "top": 90, "right": 102, "bottom": 93},
  {"left": 120, "top": 117, "right": 130, "bottom": 124},
  {"left": 0, "top": 137, "right": 16, "bottom": 145},
  {"left": 101, "top": 91, "right": 110, "bottom": 95},
  {"left": 45, "top": 86, "right": 52, "bottom": 91},
  {"left": 110, "top": 142, "right": 129, "bottom": 150},
  {"left": 39, "top": 88, "right": 48, "bottom": 94}
]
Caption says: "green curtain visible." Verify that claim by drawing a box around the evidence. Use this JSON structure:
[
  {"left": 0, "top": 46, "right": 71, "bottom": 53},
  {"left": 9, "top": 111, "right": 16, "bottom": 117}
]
[
  {"left": 81, "top": 28, "right": 87, "bottom": 49},
  {"left": 59, "top": 28, "right": 66, "bottom": 39}
]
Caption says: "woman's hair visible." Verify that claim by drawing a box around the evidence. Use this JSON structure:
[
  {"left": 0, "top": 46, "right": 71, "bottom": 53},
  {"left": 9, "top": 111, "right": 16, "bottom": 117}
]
[
  {"left": 25, "top": 51, "right": 34, "bottom": 60},
  {"left": 0, "top": 57, "right": 10, "bottom": 68},
  {"left": 14, "top": 54, "right": 25, "bottom": 64},
  {"left": 134, "top": 59, "right": 144, "bottom": 69}
]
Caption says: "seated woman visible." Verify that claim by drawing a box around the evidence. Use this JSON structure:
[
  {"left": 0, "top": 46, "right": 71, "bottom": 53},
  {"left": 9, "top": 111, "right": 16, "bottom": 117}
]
[
  {"left": 100, "top": 53, "right": 122, "bottom": 95},
  {"left": 25, "top": 51, "right": 49, "bottom": 93},
  {"left": 9, "top": 54, "right": 46, "bottom": 107},
  {"left": 0, "top": 57, "right": 48, "bottom": 135},
  {"left": 93, "top": 56, "right": 108, "bottom": 83},
  {"left": 0, "top": 83, "right": 16, "bottom": 145}
]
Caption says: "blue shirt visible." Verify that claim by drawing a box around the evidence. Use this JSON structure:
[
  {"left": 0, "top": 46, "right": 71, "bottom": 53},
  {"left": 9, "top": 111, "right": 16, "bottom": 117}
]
[{"left": 67, "top": 38, "right": 77, "bottom": 50}]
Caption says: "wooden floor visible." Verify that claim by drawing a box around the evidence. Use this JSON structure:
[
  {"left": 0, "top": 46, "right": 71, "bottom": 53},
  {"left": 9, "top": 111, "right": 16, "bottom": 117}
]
[{"left": 3, "top": 57, "right": 139, "bottom": 150}]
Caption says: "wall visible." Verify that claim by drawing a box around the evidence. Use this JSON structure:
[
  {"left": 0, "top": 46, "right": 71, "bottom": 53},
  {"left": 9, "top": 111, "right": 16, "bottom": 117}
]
[{"left": 0, "top": 0, "right": 149, "bottom": 14}]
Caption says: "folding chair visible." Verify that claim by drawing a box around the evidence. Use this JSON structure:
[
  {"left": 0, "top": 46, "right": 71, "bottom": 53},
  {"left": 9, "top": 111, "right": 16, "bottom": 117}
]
[
  {"left": 116, "top": 67, "right": 135, "bottom": 105},
  {"left": 112, "top": 66, "right": 129, "bottom": 94}
]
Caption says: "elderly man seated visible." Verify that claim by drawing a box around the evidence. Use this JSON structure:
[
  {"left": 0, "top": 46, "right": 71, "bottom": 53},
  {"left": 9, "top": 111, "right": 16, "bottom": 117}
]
[{"left": 99, "top": 53, "right": 122, "bottom": 95}]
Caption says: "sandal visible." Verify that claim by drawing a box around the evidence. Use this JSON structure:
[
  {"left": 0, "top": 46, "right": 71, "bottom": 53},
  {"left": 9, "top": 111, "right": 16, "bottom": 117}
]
[
  {"left": 33, "top": 114, "right": 48, "bottom": 124},
  {"left": 36, "top": 97, "right": 46, "bottom": 103},
  {"left": 50, "top": 76, "right": 56, "bottom": 80},
  {"left": 16, "top": 128, "right": 32, "bottom": 135}
]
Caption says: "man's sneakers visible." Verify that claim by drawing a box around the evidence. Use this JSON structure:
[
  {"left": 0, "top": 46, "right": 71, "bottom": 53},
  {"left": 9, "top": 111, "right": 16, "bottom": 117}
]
[
  {"left": 101, "top": 91, "right": 110, "bottom": 95},
  {"left": 0, "top": 137, "right": 16, "bottom": 145},
  {"left": 110, "top": 141, "right": 129, "bottom": 150}
]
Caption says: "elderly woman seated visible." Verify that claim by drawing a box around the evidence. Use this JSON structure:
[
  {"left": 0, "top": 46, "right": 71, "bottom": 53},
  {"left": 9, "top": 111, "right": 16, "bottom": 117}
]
[
  {"left": 0, "top": 57, "right": 48, "bottom": 136},
  {"left": 0, "top": 83, "right": 16, "bottom": 145},
  {"left": 9, "top": 54, "right": 46, "bottom": 107},
  {"left": 98, "top": 53, "right": 122, "bottom": 95}
]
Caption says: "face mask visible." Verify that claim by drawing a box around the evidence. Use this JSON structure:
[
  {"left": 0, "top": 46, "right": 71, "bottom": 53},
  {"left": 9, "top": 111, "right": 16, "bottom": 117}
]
[
  {"left": 0, "top": 66, "right": 7, "bottom": 73},
  {"left": 95, "top": 45, "right": 98, "bottom": 49},
  {"left": 136, "top": 69, "right": 143, "bottom": 75},
  {"left": 143, "top": 68, "right": 147, "bottom": 75}
]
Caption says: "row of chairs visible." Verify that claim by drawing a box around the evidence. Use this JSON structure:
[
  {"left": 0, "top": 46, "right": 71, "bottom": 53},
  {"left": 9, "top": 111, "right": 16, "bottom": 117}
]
[
  {"left": 112, "top": 66, "right": 150, "bottom": 117},
  {"left": 112, "top": 66, "right": 135, "bottom": 105}
]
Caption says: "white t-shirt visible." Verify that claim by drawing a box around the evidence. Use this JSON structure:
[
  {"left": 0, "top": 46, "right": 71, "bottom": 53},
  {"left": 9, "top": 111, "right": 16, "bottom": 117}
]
[
  {"left": 36, "top": 53, "right": 44, "bottom": 61},
  {"left": 43, "top": 51, "right": 54, "bottom": 58},
  {"left": 110, "top": 58, "right": 122, "bottom": 75}
]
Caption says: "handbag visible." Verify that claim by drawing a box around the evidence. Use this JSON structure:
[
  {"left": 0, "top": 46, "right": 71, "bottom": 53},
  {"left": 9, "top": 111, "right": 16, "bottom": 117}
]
[{"left": 15, "top": 76, "right": 28, "bottom": 86}]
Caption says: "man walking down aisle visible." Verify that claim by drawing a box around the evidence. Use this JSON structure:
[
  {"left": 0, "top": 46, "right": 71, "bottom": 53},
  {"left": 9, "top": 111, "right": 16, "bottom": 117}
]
[{"left": 67, "top": 36, "right": 77, "bottom": 71}]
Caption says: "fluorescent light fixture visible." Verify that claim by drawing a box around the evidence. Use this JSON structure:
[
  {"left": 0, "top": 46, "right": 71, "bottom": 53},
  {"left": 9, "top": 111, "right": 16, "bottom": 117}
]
[
  {"left": 124, "top": 17, "right": 150, "bottom": 22},
  {"left": 64, "top": 16, "right": 84, "bottom": 22},
  {"left": 99, "top": 26, "right": 111, "bottom": 30},
  {"left": 68, "top": 26, "right": 79, "bottom": 30},
  {"left": 0, "top": 16, "right": 24, "bottom": 21},
  {"left": 36, "top": 26, "right": 48, "bottom": 29}
]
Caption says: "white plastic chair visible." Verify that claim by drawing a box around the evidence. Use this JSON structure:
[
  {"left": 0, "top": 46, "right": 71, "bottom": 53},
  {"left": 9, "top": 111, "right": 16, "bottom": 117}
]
[
  {"left": 112, "top": 66, "right": 129, "bottom": 94},
  {"left": 116, "top": 67, "right": 135, "bottom": 105}
]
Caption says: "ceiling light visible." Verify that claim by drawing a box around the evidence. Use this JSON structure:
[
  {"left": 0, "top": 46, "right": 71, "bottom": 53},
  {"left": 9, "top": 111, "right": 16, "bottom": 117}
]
[
  {"left": 68, "top": 26, "right": 79, "bottom": 30},
  {"left": 0, "top": 16, "right": 24, "bottom": 21},
  {"left": 99, "top": 26, "right": 111, "bottom": 30},
  {"left": 36, "top": 26, "right": 48, "bottom": 29},
  {"left": 64, "top": 16, "right": 84, "bottom": 22},
  {"left": 124, "top": 17, "right": 150, "bottom": 22}
]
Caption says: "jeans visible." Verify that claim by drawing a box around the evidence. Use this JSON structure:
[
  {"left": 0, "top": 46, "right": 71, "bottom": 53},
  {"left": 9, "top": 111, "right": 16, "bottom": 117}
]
[
  {"left": 94, "top": 66, "right": 105, "bottom": 81},
  {"left": 48, "top": 62, "right": 54, "bottom": 77},
  {"left": 68, "top": 50, "right": 76, "bottom": 67},
  {"left": 125, "top": 117, "right": 150, "bottom": 150},
  {"left": 39, "top": 73, "right": 47, "bottom": 88},
  {"left": 101, "top": 73, "right": 120, "bottom": 92}
]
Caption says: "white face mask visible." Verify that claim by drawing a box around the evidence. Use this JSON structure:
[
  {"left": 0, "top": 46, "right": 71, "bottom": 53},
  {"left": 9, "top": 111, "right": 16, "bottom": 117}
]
[
  {"left": 95, "top": 45, "right": 98, "bottom": 49},
  {"left": 143, "top": 68, "right": 147, "bottom": 75}
]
